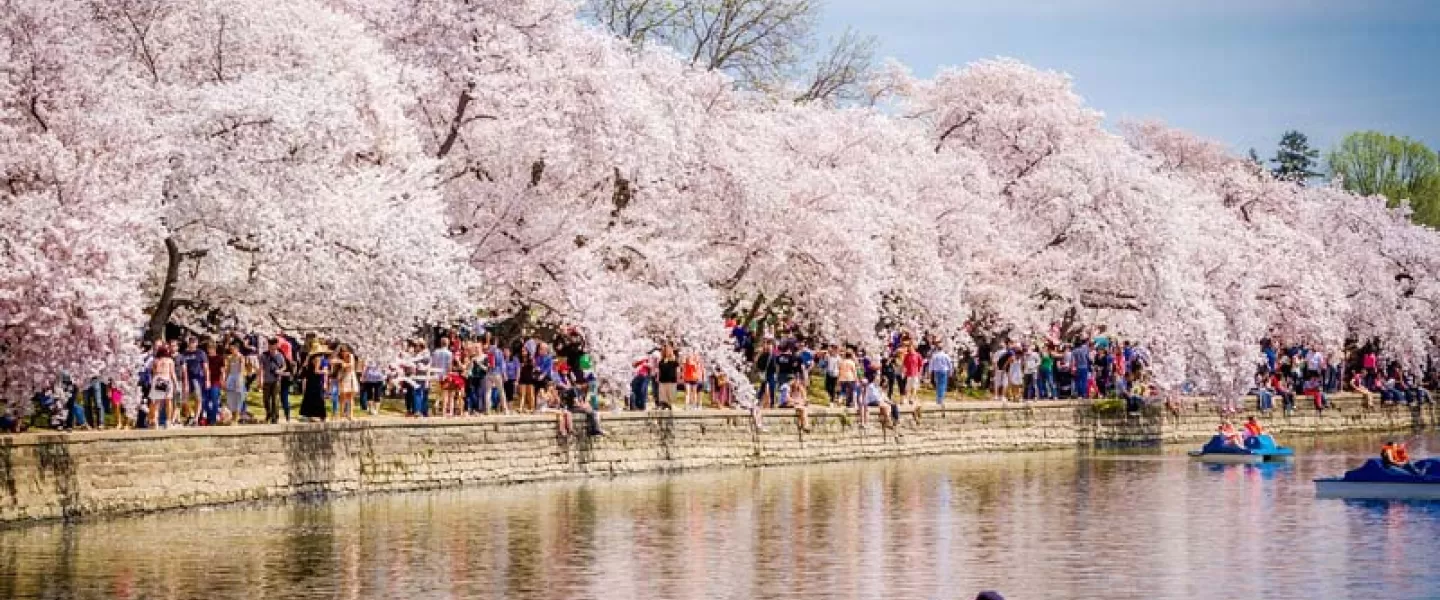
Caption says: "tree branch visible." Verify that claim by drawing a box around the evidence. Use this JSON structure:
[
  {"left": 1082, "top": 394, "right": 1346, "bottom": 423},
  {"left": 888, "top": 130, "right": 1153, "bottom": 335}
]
[{"left": 436, "top": 84, "right": 476, "bottom": 159}]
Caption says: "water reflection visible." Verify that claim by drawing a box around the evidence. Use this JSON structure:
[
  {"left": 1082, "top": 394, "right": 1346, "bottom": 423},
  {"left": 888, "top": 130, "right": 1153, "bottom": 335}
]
[{"left": 3, "top": 434, "right": 1440, "bottom": 599}]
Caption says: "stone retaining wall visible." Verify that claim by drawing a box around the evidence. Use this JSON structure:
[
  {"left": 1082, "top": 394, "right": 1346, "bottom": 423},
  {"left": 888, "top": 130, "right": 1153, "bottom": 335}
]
[
  {"left": 0, "top": 395, "right": 1431, "bottom": 524},
  {"left": 1086, "top": 396, "right": 1436, "bottom": 446}
]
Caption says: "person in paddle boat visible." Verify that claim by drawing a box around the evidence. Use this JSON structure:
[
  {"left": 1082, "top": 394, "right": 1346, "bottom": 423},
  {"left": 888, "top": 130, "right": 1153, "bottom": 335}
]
[
  {"left": 1218, "top": 421, "right": 1244, "bottom": 447},
  {"left": 1381, "top": 441, "right": 1422, "bottom": 476},
  {"left": 1242, "top": 416, "right": 1266, "bottom": 439}
]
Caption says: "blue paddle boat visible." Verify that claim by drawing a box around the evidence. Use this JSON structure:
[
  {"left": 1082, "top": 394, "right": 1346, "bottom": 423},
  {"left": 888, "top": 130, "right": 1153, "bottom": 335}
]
[
  {"left": 1188, "top": 434, "right": 1294, "bottom": 464},
  {"left": 1315, "top": 458, "right": 1440, "bottom": 499}
]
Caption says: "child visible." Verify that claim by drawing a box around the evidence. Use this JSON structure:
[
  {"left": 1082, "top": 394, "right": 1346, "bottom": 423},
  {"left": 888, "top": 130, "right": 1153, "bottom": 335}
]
[
  {"left": 790, "top": 378, "right": 811, "bottom": 433},
  {"left": 110, "top": 384, "right": 129, "bottom": 429},
  {"left": 713, "top": 373, "right": 731, "bottom": 409},
  {"left": 682, "top": 353, "right": 704, "bottom": 410}
]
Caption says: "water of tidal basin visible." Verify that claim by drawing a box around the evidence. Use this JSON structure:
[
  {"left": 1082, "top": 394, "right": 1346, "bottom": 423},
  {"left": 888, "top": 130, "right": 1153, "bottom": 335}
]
[{"left": 5, "top": 434, "right": 1440, "bottom": 600}]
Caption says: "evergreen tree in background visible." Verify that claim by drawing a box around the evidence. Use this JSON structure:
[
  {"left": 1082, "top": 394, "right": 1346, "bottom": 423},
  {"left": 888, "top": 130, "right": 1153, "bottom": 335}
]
[
  {"left": 1247, "top": 148, "right": 1263, "bottom": 168},
  {"left": 1270, "top": 130, "right": 1322, "bottom": 182}
]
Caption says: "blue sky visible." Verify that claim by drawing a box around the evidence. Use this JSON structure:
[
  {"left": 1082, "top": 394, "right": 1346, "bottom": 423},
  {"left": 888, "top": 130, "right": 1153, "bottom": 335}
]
[{"left": 819, "top": 0, "right": 1440, "bottom": 159}]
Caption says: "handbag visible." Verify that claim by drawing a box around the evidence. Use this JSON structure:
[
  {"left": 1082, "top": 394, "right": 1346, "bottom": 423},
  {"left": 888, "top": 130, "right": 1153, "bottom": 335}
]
[{"left": 149, "top": 378, "right": 171, "bottom": 400}]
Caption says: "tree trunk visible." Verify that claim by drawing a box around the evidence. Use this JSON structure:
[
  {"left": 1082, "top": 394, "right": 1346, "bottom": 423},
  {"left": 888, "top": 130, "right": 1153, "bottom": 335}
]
[
  {"left": 145, "top": 237, "right": 182, "bottom": 342},
  {"left": 742, "top": 292, "right": 767, "bottom": 338}
]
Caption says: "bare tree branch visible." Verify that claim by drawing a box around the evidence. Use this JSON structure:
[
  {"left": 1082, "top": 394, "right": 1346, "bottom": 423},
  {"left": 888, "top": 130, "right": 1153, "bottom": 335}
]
[
  {"left": 586, "top": 0, "right": 823, "bottom": 93},
  {"left": 793, "top": 28, "right": 875, "bottom": 105},
  {"left": 211, "top": 14, "right": 227, "bottom": 83},
  {"left": 436, "top": 83, "right": 476, "bottom": 159}
]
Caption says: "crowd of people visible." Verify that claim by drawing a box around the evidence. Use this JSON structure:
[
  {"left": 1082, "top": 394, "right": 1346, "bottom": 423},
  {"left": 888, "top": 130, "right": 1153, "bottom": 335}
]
[
  {"left": 733, "top": 323, "right": 1156, "bottom": 409},
  {"left": 1249, "top": 341, "right": 1434, "bottom": 415},
  {"left": 3, "top": 320, "right": 1437, "bottom": 436},
  {"left": 2, "top": 327, "right": 607, "bottom": 437}
]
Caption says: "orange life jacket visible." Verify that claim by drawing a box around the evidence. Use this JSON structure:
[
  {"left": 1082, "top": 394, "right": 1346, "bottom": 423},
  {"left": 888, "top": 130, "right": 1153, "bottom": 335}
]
[
  {"left": 1244, "top": 423, "right": 1263, "bottom": 437},
  {"left": 1382, "top": 444, "right": 1406, "bottom": 465},
  {"left": 1395, "top": 445, "right": 1411, "bottom": 464}
]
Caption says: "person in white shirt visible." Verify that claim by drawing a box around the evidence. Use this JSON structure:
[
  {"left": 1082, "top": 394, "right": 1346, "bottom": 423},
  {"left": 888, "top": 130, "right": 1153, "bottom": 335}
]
[
  {"left": 431, "top": 340, "right": 458, "bottom": 417},
  {"left": 1306, "top": 349, "right": 1325, "bottom": 376},
  {"left": 859, "top": 377, "right": 894, "bottom": 430},
  {"left": 401, "top": 340, "right": 432, "bottom": 416},
  {"left": 927, "top": 347, "right": 954, "bottom": 406},
  {"left": 1022, "top": 347, "right": 1041, "bottom": 401}
]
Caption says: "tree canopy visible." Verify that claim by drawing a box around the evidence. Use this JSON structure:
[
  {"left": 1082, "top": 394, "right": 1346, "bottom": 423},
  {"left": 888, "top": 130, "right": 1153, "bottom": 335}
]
[
  {"left": 1328, "top": 131, "right": 1440, "bottom": 227},
  {"left": 4, "top": 0, "right": 1440, "bottom": 405}
]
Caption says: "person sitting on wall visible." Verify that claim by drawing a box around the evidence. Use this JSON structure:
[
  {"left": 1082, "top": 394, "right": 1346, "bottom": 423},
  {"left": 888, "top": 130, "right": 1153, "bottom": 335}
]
[
  {"left": 1381, "top": 441, "right": 1421, "bottom": 476},
  {"left": 1123, "top": 378, "right": 1150, "bottom": 414},
  {"left": 0, "top": 404, "right": 22, "bottom": 433},
  {"left": 859, "top": 375, "right": 894, "bottom": 431}
]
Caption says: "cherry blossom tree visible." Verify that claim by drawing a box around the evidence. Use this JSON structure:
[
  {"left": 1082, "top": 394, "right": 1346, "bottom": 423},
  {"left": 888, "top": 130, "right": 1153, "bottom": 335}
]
[
  {"left": 101, "top": 0, "right": 472, "bottom": 354},
  {"left": 1127, "top": 120, "right": 1440, "bottom": 388},
  {"left": 2, "top": 0, "right": 160, "bottom": 407},
  {"left": 2, "top": 0, "right": 472, "bottom": 408},
  {"left": 7, "top": 0, "right": 1440, "bottom": 410}
]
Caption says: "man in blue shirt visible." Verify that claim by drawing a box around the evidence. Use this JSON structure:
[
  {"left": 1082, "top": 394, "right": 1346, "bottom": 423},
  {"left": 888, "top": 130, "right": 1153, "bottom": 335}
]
[
  {"left": 927, "top": 346, "right": 954, "bottom": 406},
  {"left": 773, "top": 345, "right": 797, "bottom": 408},
  {"left": 181, "top": 339, "right": 209, "bottom": 425},
  {"left": 798, "top": 343, "right": 815, "bottom": 386},
  {"left": 1071, "top": 341, "right": 1092, "bottom": 400}
]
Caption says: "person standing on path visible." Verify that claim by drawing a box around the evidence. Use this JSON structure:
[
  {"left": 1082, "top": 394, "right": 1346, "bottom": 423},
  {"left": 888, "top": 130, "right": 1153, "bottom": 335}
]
[
  {"left": 482, "top": 337, "right": 509, "bottom": 413},
  {"left": 682, "top": 351, "right": 704, "bottom": 409},
  {"left": 902, "top": 344, "right": 923, "bottom": 405},
  {"left": 820, "top": 347, "right": 840, "bottom": 405},
  {"left": 656, "top": 346, "right": 680, "bottom": 410},
  {"left": 275, "top": 333, "right": 294, "bottom": 422},
  {"left": 205, "top": 339, "right": 226, "bottom": 425},
  {"left": 1071, "top": 341, "right": 1092, "bottom": 400},
  {"left": 774, "top": 345, "right": 798, "bottom": 408},
  {"left": 223, "top": 341, "right": 248, "bottom": 423},
  {"left": 430, "top": 339, "right": 455, "bottom": 416},
  {"left": 1022, "top": 345, "right": 1040, "bottom": 401},
  {"left": 300, "top": 347, "right": 331, "bottom": 422},
  {"left": 517, "top": 348, "right": 538, "bottom": 413},
  {"left": 360, "top": 355, "right": 387, "bottom": 415},
  {"left": 462, "top": 342, "right": 485, "bottom": 415},
  {"left": 148, "top": 344, "right": 178, "bottom": 429},
  {"left": 1039, "top": 346, "right": 1057, "bottom": 399},
  {"left": 335, "top": 345, "right": 359, "bottom": 421},
  {"left": 753, "top": 340, "right": 775, "bottom": 407},
  {"left": 180, "top": 339, "right": 208, "bottom": 427},
  {"left": 502, "top": 347, "right": 518, "bottom": 413},
  {"left": 630, "top": 353, "right": 652, "bottom": 411},
  {"left": 260, "top": 339, "right": 287, "bottom": 424},
  {"left": 838, "top": 350, "right": 859, "bottom": 408},
  {"left": 927, "top": 345, "right": 953, "bottom": 406}
]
